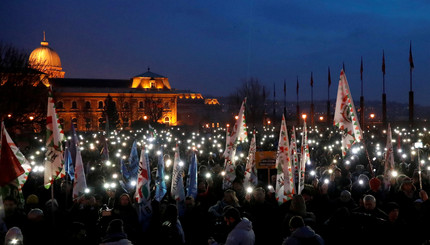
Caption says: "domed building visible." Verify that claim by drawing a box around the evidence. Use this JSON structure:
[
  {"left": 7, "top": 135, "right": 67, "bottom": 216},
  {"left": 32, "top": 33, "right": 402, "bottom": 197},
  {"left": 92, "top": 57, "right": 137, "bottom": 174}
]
[{"left": 29, "top": 32, "right": 65, "bottom": 80}]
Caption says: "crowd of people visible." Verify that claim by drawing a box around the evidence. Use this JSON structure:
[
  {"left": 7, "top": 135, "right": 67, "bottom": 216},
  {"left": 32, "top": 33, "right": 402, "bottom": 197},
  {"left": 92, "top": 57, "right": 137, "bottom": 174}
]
[{"left": 1, "top": 125, "right": 430, "bottom": 245}]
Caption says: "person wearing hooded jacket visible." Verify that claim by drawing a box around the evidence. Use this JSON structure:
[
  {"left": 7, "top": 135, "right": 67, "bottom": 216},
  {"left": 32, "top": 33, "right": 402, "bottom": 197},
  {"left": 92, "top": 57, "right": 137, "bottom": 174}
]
[
  {"left": 209, "top": 206, "right": 255, "bottom": 245},
  {"left": 282, "top": 216, "right": 324, "bottom": 245}
]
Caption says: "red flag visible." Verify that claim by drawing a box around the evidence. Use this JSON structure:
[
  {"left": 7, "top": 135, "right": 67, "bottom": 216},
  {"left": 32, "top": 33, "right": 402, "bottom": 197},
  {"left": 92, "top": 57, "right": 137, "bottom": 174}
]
[
  {"left": 328, "top": 67, "right": 331, "bottom": 87},
  {"left": 310, "top": 72, "right": 313, "bottom": 87},
  {"left": 360, "top": 57, "right": 363, "bottom": 80},
  {"left": 409, "top": 41, "right": 414, "bottom": 70},
  {"left": 0, "top": 132, "right": 25, "bottom": 186},
  {"left": 382, "top": 50, "right": 386, "bottom": 75}
]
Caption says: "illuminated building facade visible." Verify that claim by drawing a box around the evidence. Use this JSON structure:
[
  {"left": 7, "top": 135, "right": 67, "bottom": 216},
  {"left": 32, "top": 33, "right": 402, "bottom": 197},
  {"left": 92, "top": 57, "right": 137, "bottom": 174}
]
[{"left": 28, "top": 34, "right": 220, "bottom": 131}]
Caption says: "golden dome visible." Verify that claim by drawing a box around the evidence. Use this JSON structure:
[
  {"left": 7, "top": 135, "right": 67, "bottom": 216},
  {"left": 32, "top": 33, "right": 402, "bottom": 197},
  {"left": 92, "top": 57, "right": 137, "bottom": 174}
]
[{"left": 29, "top": 32, "right": 65, "bottom": 79}]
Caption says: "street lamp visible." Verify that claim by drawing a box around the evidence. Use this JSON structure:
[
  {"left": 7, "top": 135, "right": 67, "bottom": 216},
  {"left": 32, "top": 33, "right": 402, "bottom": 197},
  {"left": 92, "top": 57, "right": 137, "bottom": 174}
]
[
  {"left": 302, "top": 114, "right": 307, "bottom": 120},
  {"left": 370, "top": 113, "right": 375, "bottom": 119},
  {"left": 415, "top": 141, "right": 423, "bottom": 189}
]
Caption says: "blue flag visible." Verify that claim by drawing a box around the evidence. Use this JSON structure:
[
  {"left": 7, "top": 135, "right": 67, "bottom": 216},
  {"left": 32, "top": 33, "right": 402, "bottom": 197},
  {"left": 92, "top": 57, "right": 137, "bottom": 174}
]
[
  {"left": 127, "top": 140, "right": 139, "bottom": 181},
  {"left": 63, "top": 148, "right": 74, "bottom": 181},
  {"left": 69, "top": 124, "right": 79, "bottom": 166},
  {"left": 155, "top": 147, "right": 167, "bottom": 202},
  {"left": 187, "top": 152, "right": 198, "bottom": 199},
  {"left": 120, "top": 159, "right": 131, "bottom": 181}
]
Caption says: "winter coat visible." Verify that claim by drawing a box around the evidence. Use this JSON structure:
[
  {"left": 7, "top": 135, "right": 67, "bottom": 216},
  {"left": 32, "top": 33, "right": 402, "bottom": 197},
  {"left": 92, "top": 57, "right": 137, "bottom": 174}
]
[
  {"left": 282, "top": 226, "right": 324, "bottom": 245},
  {"left": 99, "top": 239, "right": 133, "bottom": 245},
  {"left": 224, "top": 218, "right": 255, "bottom": 245}
]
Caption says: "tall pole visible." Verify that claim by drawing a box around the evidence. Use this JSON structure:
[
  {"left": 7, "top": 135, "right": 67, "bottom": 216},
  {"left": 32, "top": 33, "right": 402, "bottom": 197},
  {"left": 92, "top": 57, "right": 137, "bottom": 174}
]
[
  {"left": 327, "top": 67, "right": 331, "bottom": 126},
  {"left": 382, "top": 50, "right": 387, "bottom": 127},
  {"left": 409, "top": 41, "right": 414, "bottom": 127},
  {"left": 360, "top": 57, "right": 365, "bottom": 129},
  {"left": 284, "top": 80, "right": 287, "bottom": 119},
  {"left": 296, "top": 77, "right": 300, "bottom": 126},
  {"left": 273, "top": 83, "right": 276, "bottom": 120},
  {"left": 310, "top": 72, "right": 314, "bottom": 127}
]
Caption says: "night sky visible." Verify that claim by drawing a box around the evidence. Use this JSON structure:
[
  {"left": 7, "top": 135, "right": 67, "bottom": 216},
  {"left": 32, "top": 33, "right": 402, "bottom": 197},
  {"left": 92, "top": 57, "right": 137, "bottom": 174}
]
[{"left": 2, "top": 1, "right": 430, "bottom": 105}]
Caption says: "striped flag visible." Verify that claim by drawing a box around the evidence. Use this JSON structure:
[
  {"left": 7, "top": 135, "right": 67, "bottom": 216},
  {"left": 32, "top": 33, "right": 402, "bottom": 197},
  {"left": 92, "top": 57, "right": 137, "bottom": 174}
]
[
  {"left": 0, "top": 124, "right": 25, "bottom": 186},
  {"left": 44, "top": 87, "right": 66, "bottom": 189},
  {"left": 0, "top": 123, "right": 31, "bottom": 190},
  {"left": 333, "top": 70, "right": 362, "bottom": 157},
  {"left": 275, "top": 114, "right": 294, "bottom": 205}
]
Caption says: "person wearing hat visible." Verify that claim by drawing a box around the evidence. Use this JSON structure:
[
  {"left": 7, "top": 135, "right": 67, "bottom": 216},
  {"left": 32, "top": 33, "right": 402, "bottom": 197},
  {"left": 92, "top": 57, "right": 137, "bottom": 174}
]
[
  {"left": 282, "top": 216, "right": 324, "bottom": 245},
  {"left": 100, "top": 219, "right": 133, "bottom": 245}
]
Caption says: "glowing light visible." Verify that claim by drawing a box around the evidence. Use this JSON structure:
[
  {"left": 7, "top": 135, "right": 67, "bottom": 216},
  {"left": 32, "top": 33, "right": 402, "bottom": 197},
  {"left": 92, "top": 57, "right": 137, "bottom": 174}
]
[
  {"left": 84, "top": 188, "right": 90, "bottom": 193},
  {"left": 112, "top": 173, "right": 118, "bottom": 179},
  {"left": 105, "top": 160, "right": 112, "bottom": 166},
  {"left": 130, "top": 180, "right": 137, "bottom": 186},
  {"left": 324, "top": 179, "right": 329, "bottom": 184},
  {"left": 179, "top": 161, "right": 184, "bottom": 167},
  {"left": 302, "top": 114, "right": 307, "bottom": 120},
  {"left": 246, "top": 187, "right": 253, "bottom": 193},
  {"left": 310, "top": 170, "right": 316, "bottom": 176},
  {"left": 166, "top": 159, "right": 172, "bottom": 167},
  {"left": 391, "top": 170, "right": 398, "bottom": 177},
  {"left": 164, "top": 175, "right": 170, "bottom": 180},
  {"left": 221, "top": 171, "right": 226, "bottom": 176}
]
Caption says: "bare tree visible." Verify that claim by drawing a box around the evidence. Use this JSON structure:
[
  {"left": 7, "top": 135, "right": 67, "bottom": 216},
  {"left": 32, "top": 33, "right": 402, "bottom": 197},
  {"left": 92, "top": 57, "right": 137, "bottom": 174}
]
[
  {"left": 0, "top": 43, "right": 48, "bottom": 133},
  {"left": 228, "top": 78, "right": 268, "bottom": 128},
  {"left": 144, "top": 97, "right": 163, "bottom": 124}
]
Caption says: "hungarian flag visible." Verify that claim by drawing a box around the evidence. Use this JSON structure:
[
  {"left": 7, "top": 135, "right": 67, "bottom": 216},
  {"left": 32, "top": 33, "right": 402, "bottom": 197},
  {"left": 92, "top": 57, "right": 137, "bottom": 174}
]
[
  {"left": 135, "top": 145, "right": 152, "bottom": 232},
  {"left": 171, "top": 145, "right": 185, "bottom": 201},
  {"left": 0, "top": 123, "right": 31, "bottom": 190},
  {"left": 382, "top": 50, "right": 386, "bottom": 75},
  {"left": 223, "top": 98, "right": 247, "bottom": 189},
  {"left": 333, "top": 70, "right": 362, "bottom": 157},
  {"left": 244, "top": 131, "right": 258, "bottom": 187},
  {"left": 384, "top": 124, "right": 395, "bottom": 189},
  {"left": 275, "top": 114, "right": 294, "bottom": 205},
  {"left": 409, "top": 42, "right": 414, "bottom": 70},
  {"left": 298, "top": 121, "right": 310, "bottom": 194},
  {"left": 290, "top": 126, "right": 299, "bottom": 192},
  {"left": 0, "top": 125, "right": 25, "bottom": 186},
  {"left": 44, "top": 87, "right": 66, "bottom": 189},
  {"left": 72, "top": 147, "right": 87, "bottom": 200}
]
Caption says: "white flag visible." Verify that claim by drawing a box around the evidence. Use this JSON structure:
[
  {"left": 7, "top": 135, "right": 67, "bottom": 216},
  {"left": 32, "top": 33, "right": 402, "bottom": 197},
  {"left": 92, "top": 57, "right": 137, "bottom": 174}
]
[
  {"left": 275, "top": 115, "right": 295, "bottom": 205},
  {"left": 244, "top": 131, "right": 258, "bottom": 187},
  {"left": 44, "top": 87, "right": 66, "bottom": 189},
  {"left": 298, "top": 121, "right": 309, "bottom": 194},
  {"left": 333, "top": 70, "right": 362, "bottom": 157},
  {"left": 171, "top": 145, "right": 185, "bottom": 201},
  {"left": 72, "top": 148, "right": 87, "bottom": 200}
]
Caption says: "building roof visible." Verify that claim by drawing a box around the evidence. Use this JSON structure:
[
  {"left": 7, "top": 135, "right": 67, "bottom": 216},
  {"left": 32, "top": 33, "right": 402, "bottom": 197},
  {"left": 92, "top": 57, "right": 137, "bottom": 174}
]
[
  {"left": 51, "top": 78, "right": 131, "bottom": 88},
  {"left": 29, "top": 33, "right": 62, "bottom": 68},
  {"left": 134, "top": 69, "right": 166, "bottom": 78}
]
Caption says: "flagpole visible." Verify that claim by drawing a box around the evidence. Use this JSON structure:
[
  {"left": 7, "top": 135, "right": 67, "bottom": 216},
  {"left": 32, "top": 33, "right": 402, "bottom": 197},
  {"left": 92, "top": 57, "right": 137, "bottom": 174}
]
[
  {"left": 296, "top": 77, "right": 300, "bottom": 126},
  {"left": 284, "top": 80, "right": 287, "bottom": 119},
  {"left": 382, "top": 50, "right": 387, "bottom": 127},
  {"left": 327, "top": 67, "right": 331, "bottom": 126},
  {"left": 273, "top": 83, "right": 276, "bottom": 120},
  {"left": 360, "top": 57, "right": 365, "bottom": 129},
  {"left": 409, "top": 41, "right": 414, "bottom": 127},
  {"left": 310, "top": 72, "right": 314, "bottom": 127}
]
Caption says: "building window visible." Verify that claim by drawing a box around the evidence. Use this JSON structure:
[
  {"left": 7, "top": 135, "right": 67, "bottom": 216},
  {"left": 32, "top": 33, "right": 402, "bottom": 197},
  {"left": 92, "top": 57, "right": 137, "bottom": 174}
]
[
  {"left": 98, "top": 101, "right": 104, "bottom": 109},
  {"left": 72, "top": 118, "right": 78, "bottom": 129},
  {"left": 57, "top": 101, "right": 64, "bottom": 109},
  {"left": 164, "top": 117, "right": 170, "bottom": 123},
  {"left": 72, "top": 101, "right": 78, "bottom": 109},
  {"left": 85, "top": 118, "right": 91, "bottom": 129},
  {"left": 124, "top": 102, "right": 129, "bottom": 109},
  {"left": 150, "top": 81, "right": 156, "bottom": 89},
  {"left": 85, "top": 101, "right": 91, "bottom": 109},
  {"left": 139, "top": 101, "right": 144, "bottom": 109}
]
